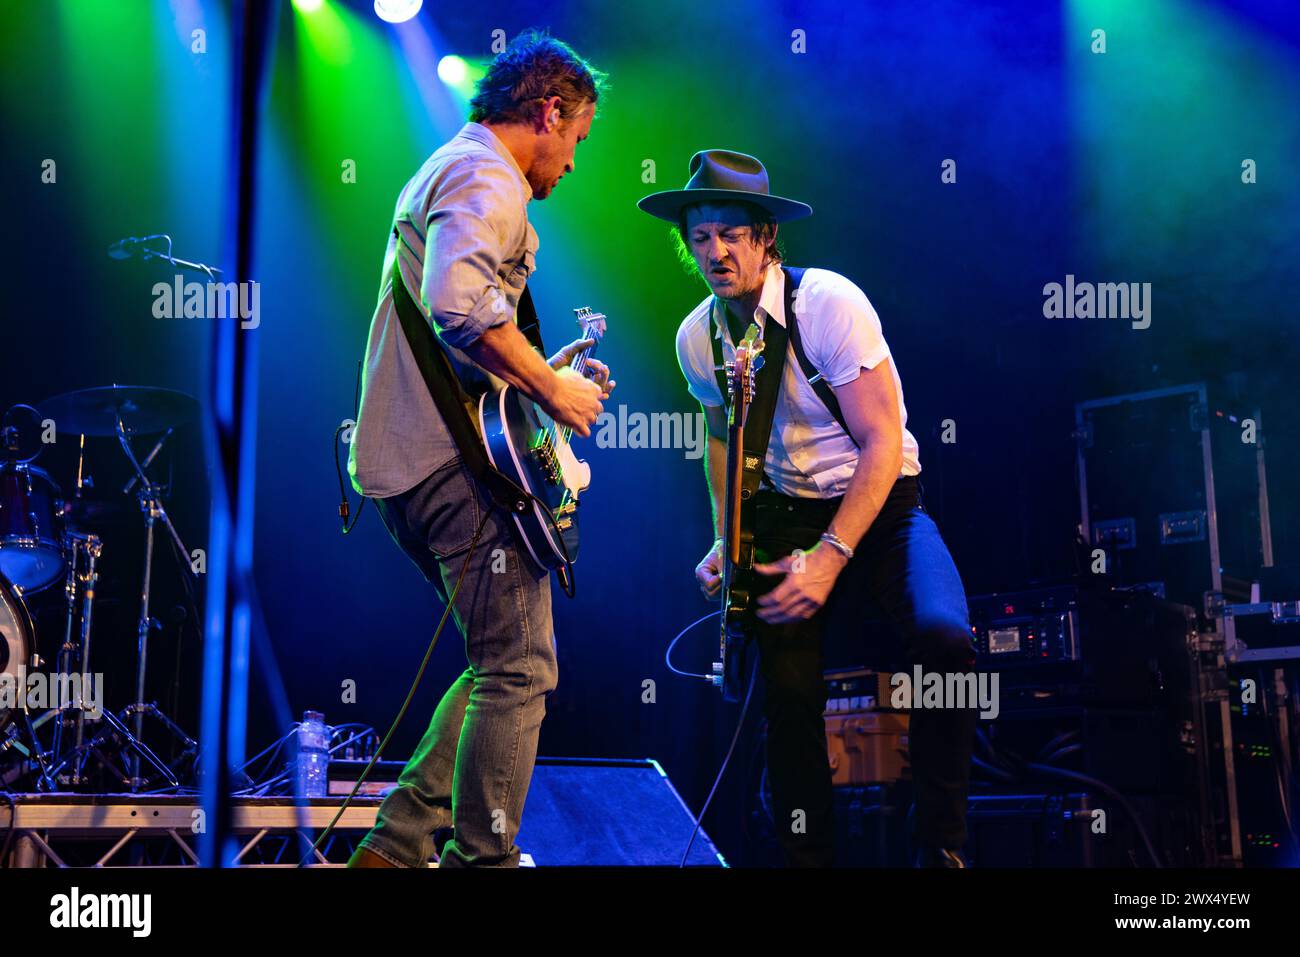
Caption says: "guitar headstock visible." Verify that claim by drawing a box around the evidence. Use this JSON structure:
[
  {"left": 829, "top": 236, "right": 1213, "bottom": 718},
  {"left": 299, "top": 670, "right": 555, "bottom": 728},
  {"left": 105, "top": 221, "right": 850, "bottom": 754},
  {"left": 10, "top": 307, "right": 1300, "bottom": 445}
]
[
  {"left": 725, "top": 323, "right": 765, "bottom": 422},
  {"left": 574, "top": 306, "right": 607, "bottom": 346}
]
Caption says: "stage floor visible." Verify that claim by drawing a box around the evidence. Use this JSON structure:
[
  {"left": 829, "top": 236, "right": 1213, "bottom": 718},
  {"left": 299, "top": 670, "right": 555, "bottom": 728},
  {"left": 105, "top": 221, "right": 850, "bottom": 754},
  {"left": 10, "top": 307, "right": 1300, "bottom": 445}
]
[{"left": 2, "top": 792, "right": 382, "bottom": 867}]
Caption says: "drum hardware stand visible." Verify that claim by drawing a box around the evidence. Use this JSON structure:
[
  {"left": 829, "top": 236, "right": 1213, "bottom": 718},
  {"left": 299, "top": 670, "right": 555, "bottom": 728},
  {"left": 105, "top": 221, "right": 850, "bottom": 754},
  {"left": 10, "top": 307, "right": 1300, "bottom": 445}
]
[
  {"left": 116, "top": 418, "right": 198, "bottom": 792},
  {"left": 121, "top": 701, "right": 198, "bottom": 775},
  {"left": 0, "top": 649, "right": 58, "bottom": 792},
  {"left": 6, "top": 387, "right": 201, "bottom": 792},
  {"left": 2, "top": 704, "right": 60, "bottom": 792},
  {"left": 40, "top": 529, "right": 186, "bottom": 790},
  {"left": 45, "top": 702, "right": 183, "bottom": 791},
  {"left": 49, "top": 531, "right": 102, "bottom": 785},
  {"left": 21, "top": 526, "right": 182, "bottom": 792}
]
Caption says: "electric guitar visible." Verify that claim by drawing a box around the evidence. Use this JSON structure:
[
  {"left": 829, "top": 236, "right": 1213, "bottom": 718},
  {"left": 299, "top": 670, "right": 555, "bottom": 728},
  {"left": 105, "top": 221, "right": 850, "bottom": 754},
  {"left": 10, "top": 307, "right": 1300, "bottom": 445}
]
[
  {"left": 714, "top": 323, "right": 764, "bottom": 702},
  {"left": 478, "top": 307, "right": 607, "bottom": 581}
]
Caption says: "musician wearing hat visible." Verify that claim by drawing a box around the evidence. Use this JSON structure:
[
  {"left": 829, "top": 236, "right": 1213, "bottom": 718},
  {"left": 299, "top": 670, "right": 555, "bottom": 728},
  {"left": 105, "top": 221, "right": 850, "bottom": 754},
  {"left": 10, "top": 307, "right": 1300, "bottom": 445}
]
[{"left": 639, "top": 150, "right": 977, "bottom": 867}]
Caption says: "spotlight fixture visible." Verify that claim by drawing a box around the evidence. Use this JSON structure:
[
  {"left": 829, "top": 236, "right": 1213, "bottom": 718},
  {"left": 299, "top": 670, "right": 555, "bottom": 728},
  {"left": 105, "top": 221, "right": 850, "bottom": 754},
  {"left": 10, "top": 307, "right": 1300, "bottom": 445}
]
[
  {"left": 437, "top": 55, "right": 468, "bottom": 86},
  {"left": 374, "top": 0, "right": 422, "bottom": 23}
]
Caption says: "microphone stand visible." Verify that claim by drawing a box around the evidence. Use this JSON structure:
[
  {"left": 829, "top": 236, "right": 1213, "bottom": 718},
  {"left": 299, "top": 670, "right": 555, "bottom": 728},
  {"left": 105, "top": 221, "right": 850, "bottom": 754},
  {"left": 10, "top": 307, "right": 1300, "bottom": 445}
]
[
  {"left": 115, "top": 417, "right": 200, "bottom": 792},
  {"left": 109, "top": 234, "right": 221, "bottom": 280}
]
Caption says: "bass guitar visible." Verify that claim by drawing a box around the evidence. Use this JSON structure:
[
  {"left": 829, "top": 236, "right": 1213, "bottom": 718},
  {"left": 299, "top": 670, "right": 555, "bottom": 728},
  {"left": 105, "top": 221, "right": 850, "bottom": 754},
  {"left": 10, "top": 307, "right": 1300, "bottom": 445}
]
[
  {"left": 478, "top": 306, "right": 607, "bottom": 583},
  {"left": 714, "top": 323, "right": 764, "bottom": 702}
]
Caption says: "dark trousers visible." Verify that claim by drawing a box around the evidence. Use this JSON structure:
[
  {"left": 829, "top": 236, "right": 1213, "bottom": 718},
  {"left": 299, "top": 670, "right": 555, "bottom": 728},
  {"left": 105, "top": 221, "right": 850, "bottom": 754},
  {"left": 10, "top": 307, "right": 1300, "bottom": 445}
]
[{"left": 749, "top": 475, "right": 977, "bottom": 866}]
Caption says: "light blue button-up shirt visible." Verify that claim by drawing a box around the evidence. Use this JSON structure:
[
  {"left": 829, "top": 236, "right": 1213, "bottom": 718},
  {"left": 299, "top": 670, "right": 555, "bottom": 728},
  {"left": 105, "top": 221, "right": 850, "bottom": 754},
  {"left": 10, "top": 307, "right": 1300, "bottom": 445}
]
[{"left": 350, "top": 123, "right": 539, "bottom": 498}]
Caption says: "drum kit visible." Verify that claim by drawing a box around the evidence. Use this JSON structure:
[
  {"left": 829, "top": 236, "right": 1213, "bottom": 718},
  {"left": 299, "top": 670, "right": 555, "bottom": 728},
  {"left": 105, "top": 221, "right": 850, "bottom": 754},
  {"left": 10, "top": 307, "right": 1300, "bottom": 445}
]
[{"left": 0, "top": 385, "right": 202, "bottom": 793}]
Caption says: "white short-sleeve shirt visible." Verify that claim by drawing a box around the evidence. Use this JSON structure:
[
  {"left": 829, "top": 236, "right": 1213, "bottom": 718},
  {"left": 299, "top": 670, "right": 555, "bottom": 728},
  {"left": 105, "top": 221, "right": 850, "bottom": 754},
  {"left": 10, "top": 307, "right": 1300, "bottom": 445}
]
[{"left": 675, "top": 263, "right": 921, "bottom": 498}]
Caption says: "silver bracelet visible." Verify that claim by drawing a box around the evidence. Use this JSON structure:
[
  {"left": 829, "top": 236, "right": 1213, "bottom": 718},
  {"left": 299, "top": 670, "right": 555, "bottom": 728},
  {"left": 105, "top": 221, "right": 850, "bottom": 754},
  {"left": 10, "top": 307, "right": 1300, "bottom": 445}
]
[{"left": 819, "top": 531, "right": 854, "bottom": 561}]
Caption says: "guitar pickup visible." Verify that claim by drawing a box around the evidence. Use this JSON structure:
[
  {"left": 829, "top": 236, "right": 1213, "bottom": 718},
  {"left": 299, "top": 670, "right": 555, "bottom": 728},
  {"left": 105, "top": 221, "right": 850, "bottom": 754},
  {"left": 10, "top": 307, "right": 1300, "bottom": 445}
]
[{"left": 531, "top": 445, "right": 561, "bottom": 482}]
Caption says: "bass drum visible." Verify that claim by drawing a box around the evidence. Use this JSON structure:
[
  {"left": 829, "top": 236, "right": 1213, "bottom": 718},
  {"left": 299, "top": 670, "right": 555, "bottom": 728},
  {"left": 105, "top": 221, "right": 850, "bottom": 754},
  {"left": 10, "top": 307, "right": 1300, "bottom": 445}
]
[{"left": 0, "top": 572, "right": 34, "bottom": 732}]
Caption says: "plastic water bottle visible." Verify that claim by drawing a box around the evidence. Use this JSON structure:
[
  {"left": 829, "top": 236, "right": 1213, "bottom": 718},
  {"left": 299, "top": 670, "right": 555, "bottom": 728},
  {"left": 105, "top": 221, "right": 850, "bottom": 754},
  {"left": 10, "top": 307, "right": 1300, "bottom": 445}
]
[{"left": 295, "top": 710, "right": 330, "bottom": 798}]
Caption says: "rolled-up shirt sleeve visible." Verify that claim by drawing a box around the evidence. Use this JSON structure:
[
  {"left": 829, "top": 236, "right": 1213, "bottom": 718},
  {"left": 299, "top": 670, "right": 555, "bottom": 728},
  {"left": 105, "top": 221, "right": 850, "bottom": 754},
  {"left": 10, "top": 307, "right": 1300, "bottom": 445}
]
[{"left": 419, "top": 159, "right": 527, "bottom": 350}]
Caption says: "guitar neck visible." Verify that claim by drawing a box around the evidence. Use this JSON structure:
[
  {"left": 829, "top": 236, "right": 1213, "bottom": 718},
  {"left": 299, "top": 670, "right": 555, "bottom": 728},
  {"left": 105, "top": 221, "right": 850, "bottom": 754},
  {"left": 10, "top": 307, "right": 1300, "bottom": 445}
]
[
  {"left": 553, "top": 314, "right": 602, "bottom": 444},
  {"left": 721, "top": 323, "right": 761, "bottom": 577},
  {"left": 568, "top": 318, "right": 598, "bottom": 372},
  {"left": 722, "top": 419, "right": 745, "bottom": 568}
]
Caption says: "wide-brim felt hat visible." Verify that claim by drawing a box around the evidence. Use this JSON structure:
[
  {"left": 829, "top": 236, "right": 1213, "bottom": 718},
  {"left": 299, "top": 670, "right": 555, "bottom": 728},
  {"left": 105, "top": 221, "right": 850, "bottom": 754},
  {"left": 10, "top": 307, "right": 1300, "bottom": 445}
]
[{"left": 637, "top": 149, "right": 813, "bottom": 224}]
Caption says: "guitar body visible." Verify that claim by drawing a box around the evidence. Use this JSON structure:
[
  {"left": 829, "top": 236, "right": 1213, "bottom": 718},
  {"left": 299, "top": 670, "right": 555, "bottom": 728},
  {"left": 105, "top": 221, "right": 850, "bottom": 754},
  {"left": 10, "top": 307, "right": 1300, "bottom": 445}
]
[
  {"left": 479, "top": 385, "right": 588, "bottom": 571},
  {"left": 477, "top": 306, "right": 605, "bottom": 575},
  {"left": 718, "top": 527, "right": 755, "bottom": 703},
  {"left": 714, "top": 324, "right": 765, "bottom": 703}
]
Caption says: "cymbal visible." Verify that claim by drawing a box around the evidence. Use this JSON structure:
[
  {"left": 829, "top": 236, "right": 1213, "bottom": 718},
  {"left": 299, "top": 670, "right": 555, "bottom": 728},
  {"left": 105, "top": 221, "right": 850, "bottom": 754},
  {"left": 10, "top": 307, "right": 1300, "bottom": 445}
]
[{"left": 38, "top": 385, "right": 198, "bottom": 437}]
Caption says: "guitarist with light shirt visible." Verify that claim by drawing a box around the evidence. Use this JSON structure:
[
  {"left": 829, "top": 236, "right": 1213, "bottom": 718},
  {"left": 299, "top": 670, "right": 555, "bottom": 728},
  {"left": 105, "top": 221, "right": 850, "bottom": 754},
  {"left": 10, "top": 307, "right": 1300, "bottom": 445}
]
[
  {"left": 639, "top": 151, "right": 977, "bottom": 868},
  {"left": 346, "top": 31, "right": 614, "bottom": 869}
]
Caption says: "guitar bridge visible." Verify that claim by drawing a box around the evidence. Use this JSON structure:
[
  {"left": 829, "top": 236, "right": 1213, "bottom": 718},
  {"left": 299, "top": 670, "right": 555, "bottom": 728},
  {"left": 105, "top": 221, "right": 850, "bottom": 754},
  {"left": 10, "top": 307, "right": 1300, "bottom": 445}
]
[{"left": 532, "top": 443, "right": 562, "bottom": 483}]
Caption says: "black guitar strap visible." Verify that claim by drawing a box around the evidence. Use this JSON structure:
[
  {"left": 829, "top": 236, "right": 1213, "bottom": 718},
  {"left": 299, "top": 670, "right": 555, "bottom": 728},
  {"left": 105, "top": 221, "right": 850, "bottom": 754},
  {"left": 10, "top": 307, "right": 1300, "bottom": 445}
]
[
  {"left": 709, "top": 290, "right": 789, "bottom": 507},
  {"left": 710, "top": 267, "right": 858, "bottom": 459},
  {"left": 388, "top": 234, "right": 531, "bottom": 514},
  {"left": 737, "top": 319, "right": 787, "bottom": 503},
  {"left": 514, "top": 284, "right": 546, "bottom": 355},
  {"left": 709, "top": 266, "right": 863, "bottom": 509}
]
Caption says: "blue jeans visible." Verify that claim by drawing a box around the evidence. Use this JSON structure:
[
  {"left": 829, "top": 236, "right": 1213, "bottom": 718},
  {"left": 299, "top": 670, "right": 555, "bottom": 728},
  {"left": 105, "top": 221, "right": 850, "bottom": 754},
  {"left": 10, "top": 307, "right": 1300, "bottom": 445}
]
[
  {"left": 751, "top": 475, "right": 977, "bottom": 865},
  {"left": 357, "top": 457, "right": 557, "bottom": 867}
]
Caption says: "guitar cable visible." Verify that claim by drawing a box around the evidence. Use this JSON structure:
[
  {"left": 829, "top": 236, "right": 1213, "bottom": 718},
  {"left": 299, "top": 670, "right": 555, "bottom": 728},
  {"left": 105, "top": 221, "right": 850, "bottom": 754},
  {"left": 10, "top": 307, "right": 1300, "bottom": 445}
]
[
  {"left": 316, "top": 339, "right": 588, "bottom": 861},
  {"left": 663, "top": 609, "right": 721, "bottom": 681},
  {"left": 534, "top": 495, "right": 577, "bottom": 599},
  {"left": 334, "top": 359, "right": 368, "bottom": 534},
  {"left": 300, "top": 503, "right": 492, "bottom": 867},
  {"left": 664, "top": 607, "right": 760, "bottom": 866},
  {"left": 311, "top": 448, "right": 579, "bottom": 864},
  {"left": 681, "top": 652, "right": 759, "bottom": 867},
  {"left": 304, "top": 475, "right": 578, "bottom": 865}
]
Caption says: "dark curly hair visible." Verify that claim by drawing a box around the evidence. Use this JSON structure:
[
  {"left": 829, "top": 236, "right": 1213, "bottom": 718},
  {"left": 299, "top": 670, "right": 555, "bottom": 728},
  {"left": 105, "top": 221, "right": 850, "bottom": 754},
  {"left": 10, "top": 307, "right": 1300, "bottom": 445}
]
[{"left": 469, "top": 29, "right": 606, "bottom": 126}]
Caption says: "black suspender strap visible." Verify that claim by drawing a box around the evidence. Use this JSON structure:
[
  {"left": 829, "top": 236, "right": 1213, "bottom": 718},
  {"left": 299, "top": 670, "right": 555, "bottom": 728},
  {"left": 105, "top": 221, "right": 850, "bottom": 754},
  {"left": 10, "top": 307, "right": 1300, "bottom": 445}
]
[
  {"left": 783, "top": 266, "right": 858, "bottom": 446},
  {"left": 708, "top": 295, "right": 788, "bottom": 502},
  {"left": 388, "top": 235, "right": 530, "bottom": 514},
  {"left": 737, "top": 316, "right": 788, "bottom": 502},
  {"left": 708, "top": 266, "right": 859, "bottom": 450}
]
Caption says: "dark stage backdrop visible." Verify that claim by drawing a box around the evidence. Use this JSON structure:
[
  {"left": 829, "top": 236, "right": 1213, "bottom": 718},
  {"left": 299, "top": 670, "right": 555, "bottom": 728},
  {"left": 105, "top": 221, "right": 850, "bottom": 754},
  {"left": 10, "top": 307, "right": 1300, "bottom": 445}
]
[{"left": 3, "top": 0, "right": 1297, "bottom": 862}]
